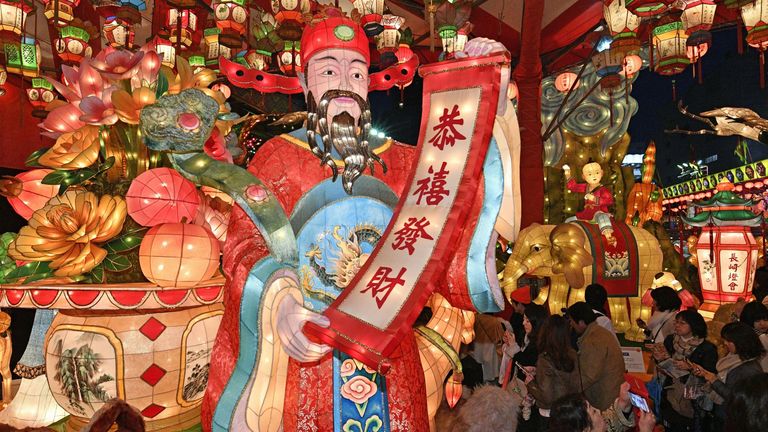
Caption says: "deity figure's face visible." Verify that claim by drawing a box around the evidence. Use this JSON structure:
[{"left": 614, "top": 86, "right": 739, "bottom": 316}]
[
  {"left": 304, "top": 48, "right": 369, "bottom": 126},
  {"left": 581, "top": 162, "right": 603, "bottom": 187}
]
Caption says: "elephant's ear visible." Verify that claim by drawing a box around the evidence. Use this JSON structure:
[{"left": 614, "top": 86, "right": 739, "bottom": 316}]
[{"left": 549, "top": 223, "right": 592, "bottom": 288}]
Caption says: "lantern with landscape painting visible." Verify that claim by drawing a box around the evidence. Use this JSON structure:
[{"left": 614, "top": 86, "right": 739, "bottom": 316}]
[{"left": 683, "top": 180, "right": 762, "bottom": 314}]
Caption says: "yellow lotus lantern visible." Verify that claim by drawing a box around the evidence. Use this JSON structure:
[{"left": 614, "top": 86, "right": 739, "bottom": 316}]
[
  {"left": 38, "top": 125, "right": 101, "bottom": 170},
  {"left": 9, "top": 190, "right": 127, "bottom": 277}
]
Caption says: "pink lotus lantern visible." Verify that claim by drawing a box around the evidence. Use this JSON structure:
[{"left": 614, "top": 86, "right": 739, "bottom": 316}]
[
  {"left": 0, "top": 169, "right": 58, "bottom": 219},
  {"left": 126, "top": 168, "right": 200, "bottom": 227},
  {"left": 139, "top": 222, "right": 220, "bottom": 288},
  {"left": 683, "top": 180, "right": 762, "bottom": 313}
]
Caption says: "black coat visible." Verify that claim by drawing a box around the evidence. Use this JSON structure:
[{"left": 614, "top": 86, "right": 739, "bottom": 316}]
[{"left": 662, "top": 335, "right": 718, "bottom": 373}]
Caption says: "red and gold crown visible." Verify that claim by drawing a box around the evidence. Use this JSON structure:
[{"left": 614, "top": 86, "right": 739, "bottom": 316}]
[{"left": 300, "top": 16, "right": 370, "bottom": 72}]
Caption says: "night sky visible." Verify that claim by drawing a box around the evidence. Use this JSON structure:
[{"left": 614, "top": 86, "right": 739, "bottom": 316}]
[{"left": 627, "top": 26, "right": 768, "bottom": 187}]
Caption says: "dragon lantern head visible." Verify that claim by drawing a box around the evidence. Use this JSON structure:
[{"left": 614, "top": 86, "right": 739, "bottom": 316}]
[{"left": 140, "top": 88, "right": 220, "bottom": 153}]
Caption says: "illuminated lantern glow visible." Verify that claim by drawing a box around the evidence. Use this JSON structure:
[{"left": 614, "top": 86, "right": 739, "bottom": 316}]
[
  {"left": 723, "top": 0, "right": 755, "bottom": 9},
  {"left": 506, "top": 81, "right": 518, "bottom": 100},
  {"left": 395, "top": 43, "right": 414, "bottom": 64},
  {"left": 42, "top": 0, "right": 80, "bottom": 26},
  {"left": 203, "top": 26, "right": 231, "bottom": 67},
  {"left": 621, "top": 54, "right": 643, "bottom": 77},
  {"left": 652, "top": 20, "right": 690, "bottom": 76},
  {"left": 126, "top": 168, "right": 200, "bottom": 227},
  {"left": 167, "top": 9, "right": 198, "bottom": 49},
  {"left": 152, "top": 34, "right": 176, "bottom": 68},
  {"left": 554, "top": 71, "right": 579, "bottom": 92},
  {"left": 353, "top": 0, "right": 385, "bottom": 36},
  {"left": 54, "top": 24, "right": 93, "bottom": 65},
  {"left": 0, "top": 64, "right": 7, "bottom": 96},
  {"left": 26, "top": 77, "right": 56, "bottom": 116},
  {"left": 742, "top": 1, "right": 768, "bottom": 49},
  {"left": 686, "top": 31, "right": 711, "bottom": 63},
  {"left": 684, "top": 180, "right": 762, "bottom": 313},
  {"left": 102, "top": 16, "right": 134, "bottom": 49},
  {"left": 139, "top": 223, "right": 221, "bottom": 288},
  {"left": 0, "top": 0, "right": 32, "bottom": 35},
  {"left": 592, "top": 47, "right": 624, "bottom": 89},
  {"left": 0, "top": 169, "right": 58, "bottom": 220},
  {"left": 4, "top": 37, "right": 41, "bottom": 77},
  {"left": 243, "top": 49, "right": 271, "bottom": 71},
  {"left": 271, "top": 0, "right": 310, "bottom": 41},
  {"left": 188, "top": 54, "right": 206, "bottom": 73},
  {"left": 444, "top": 373, "right": 463, "bottom": 409},
  {"left": 625, "top": 0, "right": 671, "bottom": 17},
  {"left": 603, "top": 0, "right": 642, "bottom": 55},
  {"left": 213, "top": 0, "right": 248, "bottom": 48},
  {"left": 680, "top": 0, "right": 717, "bottom": 34},
  {"left": 432, "top": 0, "right": 472, "bottom": 56},
  {"left": 278, "top": 40, "right": 300, "bottom": 76},
  {"left": 454, "top": 21, "right": 472, "bottom": 53},
  {"left": 376, "top": 14, "right": 405, "bottom": 55}
]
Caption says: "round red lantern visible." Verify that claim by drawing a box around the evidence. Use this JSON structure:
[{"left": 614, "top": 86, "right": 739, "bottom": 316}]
[
  {"left": 554, "top": 71, "right": 579, "bottom": 92},
  {"left": 126, "top": 168, "right": 200, "bottom": 227},
  {"left": 272, "top": 0, "right": 310, "bottom": 41},
  {"left": 139, "top": 223, "right": 220, "bottom": 288},
  {"left": 621, "top": 54, "right": 643, "bottom": 77},
  {"left": 54, "top": 22, "right": 93, "bottom": 65},
  {"left": 0, "top": 169, "right": 58, "bottom": 220}
]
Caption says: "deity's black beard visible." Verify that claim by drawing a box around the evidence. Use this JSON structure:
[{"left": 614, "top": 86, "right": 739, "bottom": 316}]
[{"left": 306, "top": 90, "right": 387, "bottom": 194}]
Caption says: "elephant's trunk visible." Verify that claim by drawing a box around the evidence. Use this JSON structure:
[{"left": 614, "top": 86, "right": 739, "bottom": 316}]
[{"left": 501, "top": 257, "right": 528, "bottom": 301}]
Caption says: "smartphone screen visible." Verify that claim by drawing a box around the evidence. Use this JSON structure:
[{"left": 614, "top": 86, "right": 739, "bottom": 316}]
[
  {"left": 629, "top": 392, "right": 650, "bottom": 412},
  {"left": 515, "top": 362, "right": 533, "bottom": 377}
]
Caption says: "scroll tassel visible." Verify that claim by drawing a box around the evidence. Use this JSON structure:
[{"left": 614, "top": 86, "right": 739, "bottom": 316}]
[{"left": 445, "top": 371, "right": 463, "bottom": 408}]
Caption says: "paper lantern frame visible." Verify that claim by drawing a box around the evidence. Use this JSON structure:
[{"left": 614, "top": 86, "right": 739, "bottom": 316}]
[{"left": 139, "top": 223, "right": 220, "bottom": 288}]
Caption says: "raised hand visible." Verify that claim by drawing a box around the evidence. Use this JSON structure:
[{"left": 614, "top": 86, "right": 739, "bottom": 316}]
[{"left": 276, "top": 294, "right": 332, "bottom": 362}]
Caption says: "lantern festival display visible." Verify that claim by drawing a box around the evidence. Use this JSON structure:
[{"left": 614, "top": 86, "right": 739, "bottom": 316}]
[
  {"left": 102, "top": 16, "right": 134, "bottom": 49},
  {"left": 621, "top": 53, "right": 643, "bottom": 77},
  {"left": 188, "top": 54, "right": 206, "bottom": 72},
  {"left": 54, "top": 22, "right": 94, "bottom": 65},
  {"left": 167, "top": 8, "right": 198, "bottom": 49},
  {"left": 353, "top": 0, "right": 384, "bottom": 35},
  {"left": 26, "top": 77, "right": 56, "bottom": 116},
  {"left": 272, "top": 0, "right": 310, "bottom": 41},
  {"left": 0, "top": 169, "right": 58, "bottom": 220},
  {"left": 652, "top": 20, "right": 690, "bottom": 76},
  {"left": 152, "top": 33, "right": 176, "bottom": 67},
  {"left": 681, "top": 0, "right": 716, "bottom": 77},
  {"left": 278, "top": 40, "right": 300, "bottom": 76},
  {"left": 213, "top": 0, "right": 248, "bottom": 48},
  {"left": 741, "top": 0, "right": 768, "bottom": 87},
  {"left": 0, "top": 0, "right": 32, "bottom": 36},
  {"left": 4, "top": 37, "right": 41, "bottom": 77},
  {"left": 126, "top": 168, "right": 200, "bottom": 227},
  {"left": 42, "top": 0, "right": 79, "bottom": 26},
  {"left": 603, "top": 0, "right": 641, "bottom": 55},
  {"left": 139, "top": 222, "right": 220, "bottom": 288},
  {"left": 376, "top": 14, "right": 405, "bottom": 57},
  {"left": 625, "top": 0, "right": 671, "bottom": 17},
  {"left": 683, "top": 180, "right": 762, "bottom": 313},
  {"left": 554, "top": 71, "right": 579, "bottom": 92},
  {"left": 243, "top": 48, "right": 271, "bottom": 70}
]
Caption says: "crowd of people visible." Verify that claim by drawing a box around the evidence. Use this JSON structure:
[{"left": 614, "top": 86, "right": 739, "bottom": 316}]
[{"left": 447, "top": 282, "right": 768, "bottom": 432}]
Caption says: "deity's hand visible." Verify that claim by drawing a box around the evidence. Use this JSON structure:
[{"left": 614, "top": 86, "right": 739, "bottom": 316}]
[
  {"left": 276, "top": 294, "right": 332, "bottom": 362},
  {"left": 584, "top": 193, "right": 595, "bottom": 201},
  {"left": 562, "top": 164, "right": 571, "bottom": 179},
  {"left": 455, "top": 37, "right": 510, "bottom": 117}
]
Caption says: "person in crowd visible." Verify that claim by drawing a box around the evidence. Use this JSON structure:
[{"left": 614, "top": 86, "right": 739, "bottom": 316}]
[
  {"left": 690, "top": 321, "right": 765, "bottom": 430},
  {"left": 650, "top": 309, "right": 717, "bottom": 432},
  {"left": 585, "top": 283, "right": 617, "bottom": 337},
  {"left": 739, "top": 301, "right": 768, "bottom": 370},
  {"left": 508, "top": 286, "right": 532, "bottom": 349},
  {"left": 566, "top": 302, "right": 625, "bottom": 411},
  {"left": 753, "top": 267, "right": 768, "bottom": 306},
  {"left": 723, "top": 372, "right": 768, "bottom": 432},
  {"left": 471, "top": 313, "right": 506, "bottom": 383},
  {"left": 527, "top": 314, "right": 581, "bottom": 427},
  {"left": 637, "top": 286, "right": 682, "bottom": 344},
  {"left": 449, "top": 385, "right": 519, "bottom": 432},
  {"left": 547, "top": 382, "right": 657, "bottom": 432}
]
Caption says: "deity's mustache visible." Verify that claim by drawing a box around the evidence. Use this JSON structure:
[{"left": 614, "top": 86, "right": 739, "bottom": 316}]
[{"left": 306, "top": 90, "right": 387, "bottom": 194}]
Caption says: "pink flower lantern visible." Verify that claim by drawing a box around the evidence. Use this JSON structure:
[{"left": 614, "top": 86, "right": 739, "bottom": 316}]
[
  {"left": 0, "top": 169, "right": 58, "bottom": 219},
  {"left": 139, "top": 223, "right": 220, "bottom": 288},
  {"left": 126, "top": 168, "right": 200, "bottom": 227}
]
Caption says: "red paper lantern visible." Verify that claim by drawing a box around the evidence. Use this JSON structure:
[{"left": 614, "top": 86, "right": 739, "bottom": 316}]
[
  {"left": 167, "top": 8, "right": 198, "bottom": 49},
  {"left": 554, "top": 71, "right": 579, "bottom": 92},
  {"left": 42, "top": 0, "right": 80, "bottom": 26},
  {"left": 621, "top": 54, "right": 643, "bottom": 77},
  {"left": 0, "top": 169, "right": 58, "bottom": 220},
  {"left": 625, "top": 0, "right": 671, "bottom": 17},
  {"left": 126, "top": 168, "right": 200, "bottom": 227},
  {"left": 26, "top": 77, "right": 56, "bottom": 117},
  {"left": 278, "top": 41, "right": 300, "bottom": 76},
  {"left": 54, "top": 23, "right": 93, "bottom": 65},
  {"left": 272, "top": 0, "right": 310, "bottom": 41},
  {"left": 213, "top": 0, "right": 248, "bottom": 48},
  {"left": 102, "top": 16, "right": 135, "bottom": 49},
  {"left": 139, "top": 223, "right": 220, "bottom": 288}
]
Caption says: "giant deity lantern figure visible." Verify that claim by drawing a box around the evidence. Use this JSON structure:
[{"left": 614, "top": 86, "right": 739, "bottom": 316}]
[{"left": 184, "top": 13, "right": 521, "bottom": 432}]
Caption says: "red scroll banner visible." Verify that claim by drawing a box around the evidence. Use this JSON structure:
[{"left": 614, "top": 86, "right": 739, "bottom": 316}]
[{"left": 304, "top": 52, "right": 509, "bottom": 373}]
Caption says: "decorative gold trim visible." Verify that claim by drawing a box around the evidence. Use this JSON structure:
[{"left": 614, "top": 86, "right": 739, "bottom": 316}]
[
  {"left": 279, "top": 133, "right": 393, "bottom": 167},
  {"left": 176, "top": 307, "right": 224, "bottom": 407},
  {"left": 45, "top": 323, "right": 126, "bottom": 404}
]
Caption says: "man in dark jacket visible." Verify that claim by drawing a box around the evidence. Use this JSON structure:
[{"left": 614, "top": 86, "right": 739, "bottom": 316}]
[{"left": 567, "top": 302, "right": 625, "bottom": 411}]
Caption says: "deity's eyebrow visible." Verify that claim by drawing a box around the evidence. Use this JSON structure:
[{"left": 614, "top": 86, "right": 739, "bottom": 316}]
[{"left": 312, "top": 56, "right": 339, "bottom": 63}]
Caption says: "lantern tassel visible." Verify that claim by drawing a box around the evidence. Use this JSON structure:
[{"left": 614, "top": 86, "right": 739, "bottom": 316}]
[
  {"left": 760, "top": 49, "right": 766, "bottom": 90},
  {"left": 698, "top": 59, "right": 703, "bottom": 85},
  {"left": 738, "top": 24, "right": 744, "bottom": 55},
  {"left": 672, "top": 79, "right": 677, "bottom": 102}
]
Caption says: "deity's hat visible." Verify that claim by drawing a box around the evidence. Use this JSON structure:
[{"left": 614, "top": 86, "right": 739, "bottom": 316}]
[{"left": 300, "top": 16, "right": 371, "bottom": 72}]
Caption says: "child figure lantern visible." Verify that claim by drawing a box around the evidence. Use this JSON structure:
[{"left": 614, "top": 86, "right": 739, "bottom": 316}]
[
  {"left": 683, "top": 180, "right": 762, "bottom": 313},
  {"left": 563, "top": 161, "right": 615, "bottom": 244}
]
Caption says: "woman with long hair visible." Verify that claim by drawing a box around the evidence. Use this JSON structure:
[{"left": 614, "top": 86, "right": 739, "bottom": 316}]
[
  {"left": 739, "top": 301, "right": 768, "bottom": 370},
  {"left": 723, "top": 373, "right": 768, "bottom": 432},
  {"left": 547, "top": 386, "right": 656, "bottom": 432},
  {"left": 690, "top": 322, "right": 765, "bottom": 429}
]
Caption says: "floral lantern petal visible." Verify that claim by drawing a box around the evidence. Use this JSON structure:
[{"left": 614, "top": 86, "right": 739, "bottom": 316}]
[
  {"left": 39, "top": 104, "right": 87, "bottom": 137},
  {"left": 0, "top": 169, "right": 58, "bottom": 220}
]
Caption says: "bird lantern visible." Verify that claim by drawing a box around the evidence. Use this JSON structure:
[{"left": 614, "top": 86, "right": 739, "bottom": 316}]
[
  {"left": 625, "top": 0, "right": 671, "bottom": 17},
  {"left": 126, "top": 168, "right": 200, "bottom": 227},
  {"left": 139, "top": 223, "right": 220, "bottom": 288},
  {"left": 213, "top": 0, "right": 248, "bottom": 48},
  {"left": 554, "top": 71, "right": 579, "bottom": 92},
  {"left": 54, "top": 22, "right": 93, "bottom": 65},
  {"left": 152, "top": 33, "right": 176, "bottom": 68},
  {"left": 0, "top": 169, "right": 58, "bottom": 220},
  {"left": 4, "top": 37, "right": 41, "bottom": 77},
  {"left": 271, "top": 0, "right": 310, "bottom": 41},
  {"left": 26, "top": 77, "right": 55, "bottom": 116},
  {"left": 683, "top": 180, "right": 762, "bottom": 313},
  {"left": 652, "top": 20, "right": 690, "bottom": 76},
  {"left": 278, "top": 40, "right": 300, "bottom": 76},
  {"left": 102, "top": 16, "right": 134, "bottom": 49},
  {"left": 741, "top": 0, "right": 768, "bottom": 88},
  {"left": 603, "top": 0, "right": 641, "bottom": 55},
  {"left": 353, "top": 0, "right": 385, "bottom": 36},
  {"left": 42, "top": 0, "right": 80, "bottom": 26},
  {"left": 0, "top": 0, "right": 32, "bottom": 36},
  {"left": 376, "top": 14, "right": 405, "bottom": 55},
  {"left": 167, "top": 8, "right": 198, "bottom": 49}
]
